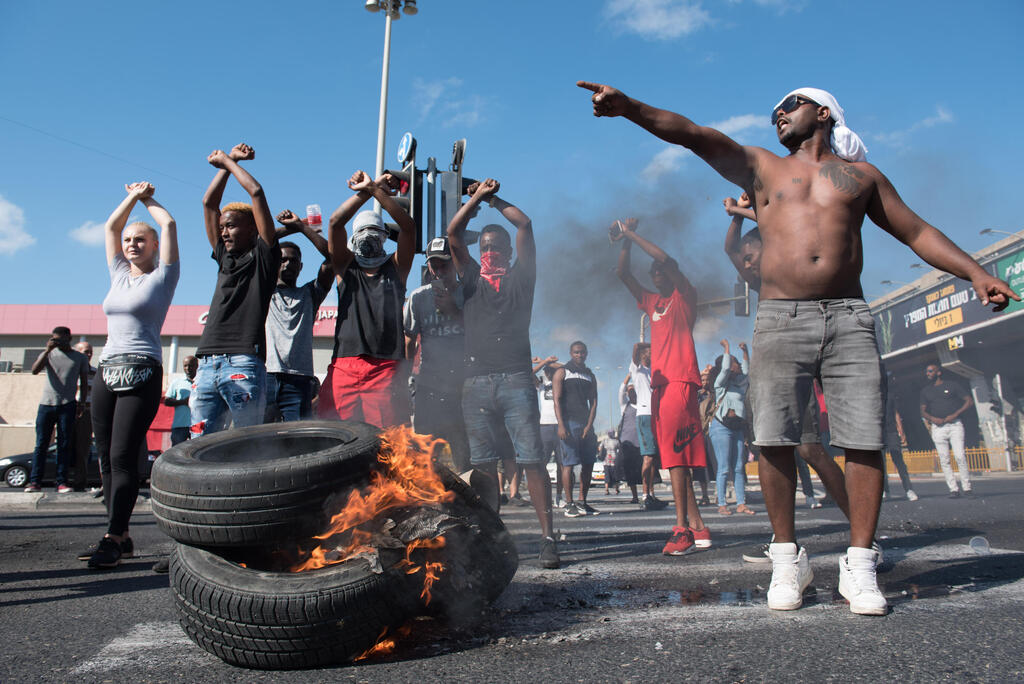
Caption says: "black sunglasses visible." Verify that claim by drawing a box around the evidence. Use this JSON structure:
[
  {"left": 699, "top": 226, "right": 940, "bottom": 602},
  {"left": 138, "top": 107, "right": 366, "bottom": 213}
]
[{"left": 771, "top": 95, "right": 819, "bottom": 125}]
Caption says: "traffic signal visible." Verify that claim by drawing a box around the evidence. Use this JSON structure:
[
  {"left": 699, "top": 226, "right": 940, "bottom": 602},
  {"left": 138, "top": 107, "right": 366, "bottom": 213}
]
[{"left": 387, "top": 158, "right": 423, "bottom": 253}]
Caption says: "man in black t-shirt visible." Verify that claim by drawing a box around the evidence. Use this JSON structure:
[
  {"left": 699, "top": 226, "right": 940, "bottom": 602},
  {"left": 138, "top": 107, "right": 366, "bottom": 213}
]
[
  {"left": 448, "top": 178, "right": 559, "bottom": 570},
  {"left": 920, "top": 364, "right": 974, "bottom": 497},
  {"left": 552, "top": 341, "right": 599, "bottom": 517},
  {"left": 191, "top": 143, "right": 281, "bottom": 437},
  {"left": 317, "top": 170, "right": 415, "bottom": 428}
]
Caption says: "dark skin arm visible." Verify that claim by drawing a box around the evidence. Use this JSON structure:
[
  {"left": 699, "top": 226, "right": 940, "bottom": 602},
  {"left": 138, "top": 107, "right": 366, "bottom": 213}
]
[
  {"left": 618, "top": 220, "right": 696, "bottom": 302},
  {"left": 532, "top": 355, "right": 559, "bottom": 374},
  {"left": 583, "top": 374, "right": 598, "bottom": 439},
  {"left": 328, "top": 171, "right": 412, "bottom": 281},
  {"left": 31, "top": 337, "right": 60, "bottom": 375},
  {"left": 276, "top": 209, "right": 335, "bottom": 291},
  {"left": 201, "top": 143, "right": 256, "bottom": 250},
  {"left": 921, "top": 390, "right": 974, "bottom": 427},
  {"left": 206, "top": 145, "right": 276, "bottom": 249},
  {"left": 578, "top": 81, "right": 757, "bottom": 190},
  {"left": 865, "top": 166, "right": 1019, "bottom": 310},
  {"left": 613, "top": 219, "right": 646, "bottom": 302},
  {"left": 551, "top": 367, "right": 569, "bottom": 440},
  {"left": 447, "top": 179, "right": 500, "bottom": 277}
]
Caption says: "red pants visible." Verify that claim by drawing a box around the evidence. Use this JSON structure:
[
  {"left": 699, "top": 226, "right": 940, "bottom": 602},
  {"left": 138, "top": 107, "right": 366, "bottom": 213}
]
[
  {"left": 318, "top": 356, "right": 409, "bottom": 428},
  {"left": 651, "top": 381, "right": 706, "bottom": 469}
]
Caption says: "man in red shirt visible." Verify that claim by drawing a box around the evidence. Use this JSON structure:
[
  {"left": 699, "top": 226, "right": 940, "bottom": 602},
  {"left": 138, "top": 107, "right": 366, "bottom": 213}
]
[{"left": 614, "top": 218, "right": 710, "bottom": 555}]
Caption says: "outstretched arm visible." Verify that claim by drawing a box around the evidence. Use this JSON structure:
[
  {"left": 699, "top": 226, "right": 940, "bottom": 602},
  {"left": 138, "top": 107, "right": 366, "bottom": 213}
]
[
  {"left": 105, "top": 183, "right": 150, "bottom": 265},
  {"left": 867, "top": 166, "right": 1019, "bottom": 310},
  {"left": 577, "top": 81, "right": 757, "bottom": 190},
  {"left": 207, "top": 143, "right": 275, "bottom": 248},
  {"left": 613, "top": 219, "right": 646, "bottom": 302},
  {"left": 447, "top": 179, "right": 499, "bottom": 276},
  {"left": 142, "top": 188, "right": 178, "bottom": 266}
]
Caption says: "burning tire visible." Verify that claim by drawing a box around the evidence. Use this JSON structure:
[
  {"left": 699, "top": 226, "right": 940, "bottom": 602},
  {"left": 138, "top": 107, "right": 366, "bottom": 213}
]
[
  {"left": 170, "top": 543, "right": 422, "bottom": 670},
  {"left": 151, "top": 421, "right": 380, "bottom": 547}
]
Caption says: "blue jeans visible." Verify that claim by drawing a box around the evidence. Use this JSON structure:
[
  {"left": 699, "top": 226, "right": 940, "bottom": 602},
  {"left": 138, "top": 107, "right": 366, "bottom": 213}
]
[
  {"left": 191, "top": 355, "right": 267, "bottom": 437},
  {"left": 709, "top": 418, "right": 746, "bottom": 506},
  {"left": 462, "top": 371, "right": 545, "bottom": 466},
  {"left": 31, "top": 402, "right": 76, "bottom": 486},
  {"left": 266, "top": 373, "right": 314, "bottom": 422}
]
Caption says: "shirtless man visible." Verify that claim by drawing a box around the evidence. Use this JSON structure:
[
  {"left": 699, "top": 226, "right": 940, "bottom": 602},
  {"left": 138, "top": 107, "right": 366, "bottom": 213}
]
[{"left": 579, "top": 81, "right": 1017, "bottom": 615}]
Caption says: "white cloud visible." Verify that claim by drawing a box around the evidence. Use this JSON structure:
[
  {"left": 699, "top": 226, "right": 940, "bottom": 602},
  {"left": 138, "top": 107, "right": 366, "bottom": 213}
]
[
  {"left": 641, "top": 112, "right": 767, "bottom": 180},
  {"left": 692, "top": 315, "right": 725, "bottom": 343},
  {"left": 604, "top": 0, "right": 713, "bottom": 40},
  {"left": 870, "top": 106, "right": 954, "bottom": 148},
  {"left": 70, "top": 220, "right": 105, "bottom": 246},
  {"left": 413, "top": 77, "right": 462, "bottom": 120},
  {"left": 0, "top": 196, "right": 34, "bottom": 254},
  {"left": 413, "top": 77, "right": 487, "bottom": 128}
]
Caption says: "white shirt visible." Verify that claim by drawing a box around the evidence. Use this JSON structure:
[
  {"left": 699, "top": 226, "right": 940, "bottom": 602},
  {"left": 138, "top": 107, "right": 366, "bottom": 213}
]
[{"left": 629, "top": 361, "right": 652, "bottom": 416}]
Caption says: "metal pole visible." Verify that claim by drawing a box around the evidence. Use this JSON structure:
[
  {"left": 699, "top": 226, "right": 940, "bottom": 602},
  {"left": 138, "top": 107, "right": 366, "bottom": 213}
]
[
  {"left": 426, "top": 156, "right": 437, "bottom": 242},
  {"left": 373, "top": 1, "right": 394, "bottom": 213}
]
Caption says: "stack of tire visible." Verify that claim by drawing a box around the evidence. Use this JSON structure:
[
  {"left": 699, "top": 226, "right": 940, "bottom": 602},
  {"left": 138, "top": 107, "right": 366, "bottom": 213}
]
[{"left": 150, "top": 420, "right": 518, "bottom": 670}]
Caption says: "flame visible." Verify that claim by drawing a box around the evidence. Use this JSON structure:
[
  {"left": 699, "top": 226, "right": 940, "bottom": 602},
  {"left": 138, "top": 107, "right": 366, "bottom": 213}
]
[
  {"left": 396, "top": 537, "right": 447, "bottom": 605},
  {"left": 290, "top": 426, "right": 455, "bottom": 579},
  {"left": 355, "top": 624, "right": 413, "bottom": 661}
]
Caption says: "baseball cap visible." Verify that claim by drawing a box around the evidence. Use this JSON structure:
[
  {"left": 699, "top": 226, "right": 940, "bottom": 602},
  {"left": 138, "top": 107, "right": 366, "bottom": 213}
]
[{"left": 426, "top": 237, "right": 452, "bottom": 261}]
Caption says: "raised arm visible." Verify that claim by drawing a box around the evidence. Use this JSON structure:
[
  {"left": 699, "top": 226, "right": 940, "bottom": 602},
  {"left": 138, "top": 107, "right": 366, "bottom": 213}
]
[
  {"left": 577, "top": 81, "right": 756, "bottom": 189},
  {"left": 866, "top": 166, "right": 1019, "bottom": 310},
  {"left": 207, "top": 143, "right": 276, "bottom": 248},
  {"left": 490, "top": 190, "right": 534, "bottom": 270},
  {"left": 613, "top": 219, "right": 646, "bottom": 302},
  {"left": 105, "top": 183, "right": 149, "bottom": 265},
  {"left": 620, "top": 219, "right": 695, "bottom": 299},
  {"left": 447, "top": 179, "right": 498, "bottom": 276},
  {"left": 202, "top": 143, "right": 252, "bottom": 250},
  {"left": 327, "top": 171, "right": 373, "bottom": 276},
  {"left": 277, "top": 209, "right": 334, "bottom": 290},
  {"left": 141, "top": 188, "right": 178, "bottom": 265},
  {"left": 532, "top": 355, "right": 559, "bottom": 374},
  {"left": 715, "top": 340, "right": 734, "bottom": 388},
  {"left": 375, "top": 172, "right": 417, "bottom": 282},
  {"left": 723, "top": 195, "right": 756, "bottom": 279}
]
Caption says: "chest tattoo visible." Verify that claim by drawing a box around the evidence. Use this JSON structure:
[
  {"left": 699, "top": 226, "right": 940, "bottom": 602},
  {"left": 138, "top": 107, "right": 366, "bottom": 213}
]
[{"left": 819, "top": 162, "right": 865, "bottom": 196}]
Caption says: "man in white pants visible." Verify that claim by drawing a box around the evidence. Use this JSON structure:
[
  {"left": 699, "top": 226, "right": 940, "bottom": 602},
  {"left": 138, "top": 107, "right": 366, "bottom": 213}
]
[{"left": 919, "top": 364, "right": 974, "bottom": 498}]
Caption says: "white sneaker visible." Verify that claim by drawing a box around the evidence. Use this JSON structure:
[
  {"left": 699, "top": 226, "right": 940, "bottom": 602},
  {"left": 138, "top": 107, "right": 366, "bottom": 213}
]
[
  {"left": 766, "top": 542, "right": 813, "bottom": 610},
  {"left": 906, "top": 489, "right": 919, "bottom": 502},
  {"left": 839, "top": 546, "right": 888, "bottom": 615},
  {"left": 871, "top": 540, "right": 884, "bottom": 566}
]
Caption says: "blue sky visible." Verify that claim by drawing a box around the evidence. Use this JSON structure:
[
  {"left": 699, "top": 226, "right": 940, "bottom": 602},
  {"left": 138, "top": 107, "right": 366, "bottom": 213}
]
[{"left": 2, "top": 0, "right": 1022, "bottom": 429}]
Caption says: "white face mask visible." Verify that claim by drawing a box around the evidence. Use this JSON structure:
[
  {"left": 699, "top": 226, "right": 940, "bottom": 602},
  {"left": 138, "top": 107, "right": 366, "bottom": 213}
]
[{"left": 350, "top": 228, "right": 390, "bottom": 268}]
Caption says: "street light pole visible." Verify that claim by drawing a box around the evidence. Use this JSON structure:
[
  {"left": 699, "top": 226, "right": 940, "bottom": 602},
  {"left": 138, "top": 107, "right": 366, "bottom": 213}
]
[{"left": 372, "top": 1, "right": 395, "bottom": 213}]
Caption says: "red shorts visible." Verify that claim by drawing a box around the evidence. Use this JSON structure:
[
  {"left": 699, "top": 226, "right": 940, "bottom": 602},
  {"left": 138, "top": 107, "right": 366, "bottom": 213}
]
[
  {"left": 318, "top": 355, "right": 409, "bottom": 428},
  {"left": 651, "top": 381, "right": 706, "bottom": 469}
]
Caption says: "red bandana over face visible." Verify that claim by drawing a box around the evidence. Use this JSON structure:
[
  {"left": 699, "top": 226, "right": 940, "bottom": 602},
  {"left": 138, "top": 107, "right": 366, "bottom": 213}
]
[{"left": 479, "top": 251, "right": 510, "bottom": 292}]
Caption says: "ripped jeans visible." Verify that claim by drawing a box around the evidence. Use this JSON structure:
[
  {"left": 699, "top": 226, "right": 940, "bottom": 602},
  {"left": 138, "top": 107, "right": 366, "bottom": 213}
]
[{"left": 190, "top": 354, "right": 267, "bottom": 437}]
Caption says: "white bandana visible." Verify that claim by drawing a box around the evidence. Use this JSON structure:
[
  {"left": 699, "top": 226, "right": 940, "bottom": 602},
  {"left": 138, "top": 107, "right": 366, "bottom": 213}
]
[{"left": 774, "top": 87, "right": 868, "bottom": 162}]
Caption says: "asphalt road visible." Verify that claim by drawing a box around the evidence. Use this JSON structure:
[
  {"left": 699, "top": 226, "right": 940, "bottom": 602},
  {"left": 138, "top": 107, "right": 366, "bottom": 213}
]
[{"left": 3, "top": 474, "right": 1023, "bottom": 683}]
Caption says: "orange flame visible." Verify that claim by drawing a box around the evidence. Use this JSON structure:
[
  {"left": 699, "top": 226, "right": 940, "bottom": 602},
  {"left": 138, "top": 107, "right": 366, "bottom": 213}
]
[
  {"left": 290, "top": 426, "right": 455, "bottom": 580},
  {"left": 354, "top": 623, "right": 413, "bottom": 661}
]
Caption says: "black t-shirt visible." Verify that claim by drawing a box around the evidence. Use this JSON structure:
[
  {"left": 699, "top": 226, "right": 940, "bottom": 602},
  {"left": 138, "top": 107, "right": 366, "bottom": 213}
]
[
  {"left": 559, "top": 361, "right": 596, "bottom": 424},
  {"left": 920, "top": 380, "right": 970, "bottom": 420},
  {"left": 461, "top": 257, "right": 535, "bottom": 376},
  {"left": 333, "top": 259, "right": 406, "bottom": 361},
  {"left": 197, "top": 237, "right": 281, "bottom": 359}
]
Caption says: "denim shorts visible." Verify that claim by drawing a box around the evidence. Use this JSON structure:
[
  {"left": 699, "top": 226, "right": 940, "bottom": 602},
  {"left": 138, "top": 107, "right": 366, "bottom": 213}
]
[
  {"left": 462, "top": 371, "right": 545, "bottom": 466},
  {"left": 749, "top": 299, "right": 884, "bottom": 451},
  {"left": 559, "top": 419, "right": 597, "bottom": 467},
  {"left": 635, "top": 414, "right": 658, "bottom": 456}
]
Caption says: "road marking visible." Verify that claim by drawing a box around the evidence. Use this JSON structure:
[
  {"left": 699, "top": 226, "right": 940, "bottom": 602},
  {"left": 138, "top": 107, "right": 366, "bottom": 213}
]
[{"left": 71, "top": 621, "right": 213, "bottom": 674}]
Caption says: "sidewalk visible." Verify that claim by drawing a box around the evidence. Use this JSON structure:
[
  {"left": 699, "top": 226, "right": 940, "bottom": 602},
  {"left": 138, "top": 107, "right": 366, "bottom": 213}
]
[{"left": 0, "top": 487, "right": 152, "bottom": 512}]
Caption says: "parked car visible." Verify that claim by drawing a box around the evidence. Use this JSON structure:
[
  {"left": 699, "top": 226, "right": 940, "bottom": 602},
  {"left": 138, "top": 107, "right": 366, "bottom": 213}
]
[
  {"left": 1, "top": 440, "right": 155, "bottom": 489},
  {"left": 546, "top": 459, "right": 604, "bottom": 485}
]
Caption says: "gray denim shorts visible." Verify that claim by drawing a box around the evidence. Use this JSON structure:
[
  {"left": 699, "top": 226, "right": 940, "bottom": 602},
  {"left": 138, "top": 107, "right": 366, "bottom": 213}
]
[{"left": 749, "top": 299, "right": 884, "bottom": 451}]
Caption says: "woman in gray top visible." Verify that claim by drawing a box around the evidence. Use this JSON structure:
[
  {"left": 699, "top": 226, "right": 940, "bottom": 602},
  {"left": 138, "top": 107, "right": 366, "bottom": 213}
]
[{"left": 86, "top": 182, "right": 179, "bottom": 570}]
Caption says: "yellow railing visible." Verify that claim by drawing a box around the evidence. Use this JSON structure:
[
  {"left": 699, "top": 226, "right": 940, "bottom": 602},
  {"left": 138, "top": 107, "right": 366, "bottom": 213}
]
[{"left": 743, "top": 446, "right": 1019, "bottom": 478}]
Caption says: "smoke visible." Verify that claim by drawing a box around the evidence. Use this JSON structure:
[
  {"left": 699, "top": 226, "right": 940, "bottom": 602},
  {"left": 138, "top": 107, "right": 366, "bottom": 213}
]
[{"left": 531, "top": 174, "right": 738, "bottom": 369}]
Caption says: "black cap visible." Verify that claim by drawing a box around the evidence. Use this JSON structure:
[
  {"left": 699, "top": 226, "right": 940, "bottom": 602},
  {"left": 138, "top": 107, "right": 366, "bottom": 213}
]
[{"left": 426, "top": 237, "right": 452, "bottom": 261}]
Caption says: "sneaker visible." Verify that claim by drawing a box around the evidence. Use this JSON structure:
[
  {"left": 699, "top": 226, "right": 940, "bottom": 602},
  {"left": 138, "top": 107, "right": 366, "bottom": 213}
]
[
  {"left": 948, "top": 490, "right": 961, "bottom": 499},
  {"left": 807, "top": 496, "right": 823, "bottom": 509},
  {"left": 539, "top": 536, "right": 560, "bottom": 569},
  {"left": 508, "top": 494, "right": 531, "bottom": 507},
  {"left": 152, "top": 557, "right": 170, "bottom": 574},
  {"left": 691, "top": 526, "right": 712, "bottom": 549},
  {"left": 698, "top": 496, "right": 711, "bottom": 506},
  {"left": 57, "top": 484, "right": 73, "bottom": 494},
  {"left": 87, "top": 537, "right": 122, "bottom": 570},
  {"left": 555, "top": 497, "right": 566, "bottom": 509},
  {"left": 580, "top": 502, "right": 600, "bottom": 515},
  {"left": 79, "top": 536, "right": 133, "bottom": 562},
  {"left": 663, "top": 526, "right": 695, "bottom": 555},
  {"left": 766, "top": 542, "right": 813, "bottom": 610},
  {"left": 838, "top": 546, "right": 888, "bottom": 615},
  {"left": 906, "top": 489, "right": 919, "bottom": 502},
  {"left": 24, "top": 483, "right": 41, "bottom": 493},
  {"left": 629, "top": 497, "right": 639, "bottom": 504},
  {"left": 962, "top": 489, "right": 973, "bottom": 497},
  {"left": 643, "top": 495, "right": 668, "bottom": 511},
  {"left": 564, "top": 502, "right": 584, "bottom": 518},
  {"left": 742, "top": 541, "right": 772, "bottom": 564},
  {"left": 871, "top": 540, "right": 884, "bottom": 566}
]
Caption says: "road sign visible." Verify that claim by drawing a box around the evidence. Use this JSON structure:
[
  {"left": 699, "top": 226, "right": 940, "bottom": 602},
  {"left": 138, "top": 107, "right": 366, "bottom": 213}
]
[{"left": 397, "top": 132, "right": 415, "bottom": 164}]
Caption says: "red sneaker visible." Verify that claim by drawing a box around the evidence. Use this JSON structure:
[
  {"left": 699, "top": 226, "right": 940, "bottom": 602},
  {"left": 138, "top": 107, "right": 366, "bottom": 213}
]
[
  {"left": 691, "top": 526, "right": 712, "bottom": 549},
  {"left": 663, "top": 526, "right": 695, "bottom": 556}
]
